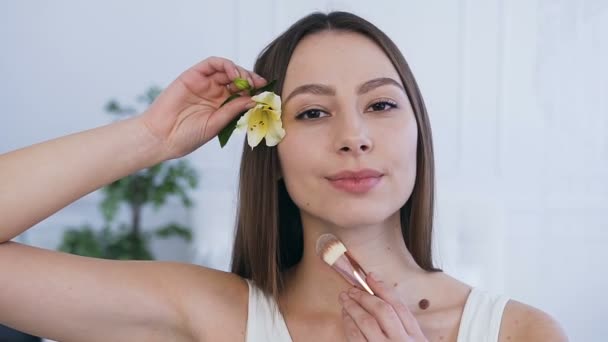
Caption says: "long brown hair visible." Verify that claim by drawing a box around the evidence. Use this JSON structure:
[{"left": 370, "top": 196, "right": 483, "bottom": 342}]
[{"left": 230, "top": 11, "right": 440, "bottom": 303}]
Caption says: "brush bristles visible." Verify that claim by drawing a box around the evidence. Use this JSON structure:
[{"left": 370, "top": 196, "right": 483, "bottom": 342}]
[{"left": 316, "top": 233, "right": 347, "bottom": 265}]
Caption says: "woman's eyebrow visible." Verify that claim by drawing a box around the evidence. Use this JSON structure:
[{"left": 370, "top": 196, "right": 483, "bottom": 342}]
[
  {"left": 358, "top": 77, "right": 405, "bottom": 95},
  {"left": 284, "top": 77, "right": 405, "bottom": 105}
]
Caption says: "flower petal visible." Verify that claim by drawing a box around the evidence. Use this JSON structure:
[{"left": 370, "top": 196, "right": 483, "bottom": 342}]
[
  {"left": 236, "top": 108, "right": 253, "bottom": 132},
  {"left": 268, "top": 95, "right": 281, "bottom": 111},
  {"left": 246, "top": 107, "right": 268, "bottom": 148},
  {"left": 252, "top": 91, "right": 281, "bottom": 111},
  {"left": 264, "top": 115, "right": 286, "bottom": 146},
  {"left": 251, "top": 91, "right": 271, "bottom": 104},
  {"left": 267, "top": 108, "right": 282, "bottom": 122}
]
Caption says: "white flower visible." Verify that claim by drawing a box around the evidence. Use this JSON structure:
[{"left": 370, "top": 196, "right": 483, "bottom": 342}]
[{"left": 236, "top": 91, "right": 286, "bottom": 148}]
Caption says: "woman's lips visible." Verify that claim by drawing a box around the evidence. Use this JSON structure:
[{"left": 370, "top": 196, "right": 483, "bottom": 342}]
[
  {"left": 326, "top": 169, "right": 384, "bottom": 194},
  {"left": 327, "top": 175, "right": 383, "bottom": 194}
]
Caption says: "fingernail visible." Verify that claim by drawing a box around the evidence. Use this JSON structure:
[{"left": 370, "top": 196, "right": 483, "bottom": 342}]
[
  {"left": 245, "top": 100, "right": 256, "bottom": 108},
  {"left": 247, "top": 77, "right": 254, "bottom": 87},
  {"left": 234, "top": 68, "right": 240, "bottom": 78}
]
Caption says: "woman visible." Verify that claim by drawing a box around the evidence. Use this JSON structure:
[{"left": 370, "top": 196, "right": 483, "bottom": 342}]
[{"left": 0, "top": 11, "right": 567, "bottom": 342}]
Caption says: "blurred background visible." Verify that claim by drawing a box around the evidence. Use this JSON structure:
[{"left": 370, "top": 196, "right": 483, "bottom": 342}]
[{"left": 1, "top": 0, "right": 606, "bottom": 341}]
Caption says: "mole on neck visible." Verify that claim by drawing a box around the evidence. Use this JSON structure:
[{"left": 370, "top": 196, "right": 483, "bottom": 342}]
[{"left": 419, "top": 298, "right": 430, "bottom": 310}]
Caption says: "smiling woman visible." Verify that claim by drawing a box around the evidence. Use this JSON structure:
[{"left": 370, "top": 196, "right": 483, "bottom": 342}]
[
  {"left": 0, "top": 10, "right": 567, "bottom": 342},
  {"left": 232, "top": 11, "right": 566, "bottom": 342},
  {"left": 234, "top": 11, "right": 436, "bottom": 303}
]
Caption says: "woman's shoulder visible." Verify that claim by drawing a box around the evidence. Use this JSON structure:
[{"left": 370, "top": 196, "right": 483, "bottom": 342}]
[
  {"left": 437, "top": 272, "right": 568, "bottom": 342},
  {"left": 428, "top": 273, "right": 568, "bottom": 341},
  {"left": 499, "top": 299, "right": 568, "bottom": 341},
  {"left": 169, "top": 263, "right": 249, "bottom": 341}
]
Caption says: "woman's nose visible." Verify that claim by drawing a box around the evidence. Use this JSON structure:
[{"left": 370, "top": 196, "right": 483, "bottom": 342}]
[{"left": 334, "top": 115, "right": 374, "bottom": 155}]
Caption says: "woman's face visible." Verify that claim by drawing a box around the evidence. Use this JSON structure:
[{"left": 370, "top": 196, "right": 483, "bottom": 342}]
[{"left": 277, "top": 31, "right": 418, "bottom": 228}]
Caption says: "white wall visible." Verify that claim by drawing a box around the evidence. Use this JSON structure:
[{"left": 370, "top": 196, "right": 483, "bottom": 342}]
[{"left": 1, "top": 1, "right": 606, "bottom": 340}]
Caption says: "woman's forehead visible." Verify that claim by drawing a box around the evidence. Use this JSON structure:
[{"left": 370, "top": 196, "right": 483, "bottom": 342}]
[{"left": 283, "top": 31, "right": 401, "bottom": 94}]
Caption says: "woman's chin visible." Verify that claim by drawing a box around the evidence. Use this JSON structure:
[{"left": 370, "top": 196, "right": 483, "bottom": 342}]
[
  {"left": 299, "top": 202, "right": 402, "bottom": 230},
  {"left": 325, "top": 211, "right": 397, "bottom": 230}
]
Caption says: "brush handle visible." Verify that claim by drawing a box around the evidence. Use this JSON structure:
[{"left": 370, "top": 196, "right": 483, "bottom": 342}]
[{"left": 332, "top": 252, "right": 375, "bottom": 295}]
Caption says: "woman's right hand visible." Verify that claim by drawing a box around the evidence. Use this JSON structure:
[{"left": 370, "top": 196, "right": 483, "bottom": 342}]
[{"left": 140, "top": 56, "right": 267, "bottom": 160}]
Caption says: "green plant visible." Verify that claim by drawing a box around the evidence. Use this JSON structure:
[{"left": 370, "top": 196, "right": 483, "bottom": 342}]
[{"left": 58, "top": 86, "right": 199, "bottom": 260}]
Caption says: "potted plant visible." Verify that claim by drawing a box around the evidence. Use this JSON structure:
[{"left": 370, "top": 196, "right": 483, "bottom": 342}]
[{"left": 57, "top": 87, "right": 199, "bottom": 260}]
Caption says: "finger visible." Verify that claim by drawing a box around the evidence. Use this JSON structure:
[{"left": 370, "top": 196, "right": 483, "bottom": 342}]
[
  {"left": 347, "top": 287, "right": 409, "bottom": 340},
  {"left": 342, "top": 308, "right": 368, "bottom": 342},
  {"left": 340, "top": 292, "right": 385, "bottom": 341},
  {"left": 251, "top": 73, "right": 268, "bottom": 88},
  {"left": 209, "top": 72, "right": 231, "bottom": 85},
  {"left": 192, "top": 56, "right": 240, "bottom": 80},
  {"left": 226, "top": 82, "right": 239, "bottom": 93},
  {"left": 367, "top": 273, "right": 425, "bottom": 338},
  {"left": 202, "top": 96, "right": 255, "bottom": 139}
]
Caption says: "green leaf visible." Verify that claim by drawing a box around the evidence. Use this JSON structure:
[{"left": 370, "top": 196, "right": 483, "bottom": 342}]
[
  {"left": 217, "top": 111, "right": 246, "bottom": 148},
  {"left": 216, "top": 93, "right": 246, "bottom": 148},
  {"left": 57, "top": 225, "right": 105, "bottom": 258},
  {"left": 137, "top": 86, "right": 162, "bottom": 106},
  {"left": 105, "top": 100, "right": 121, "bottom": 113},
  {"left": 103, "top": 225, "right": 154, "bottom": 260},
  {"left": 104, "top": 100, "right": 137, "bottom": 116},
  {"left": 154, "top": 223, "right": 193, "bottom": 242}
]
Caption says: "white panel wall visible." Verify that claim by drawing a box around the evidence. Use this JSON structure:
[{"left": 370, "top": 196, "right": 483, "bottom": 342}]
[{"left": 1, "top": 1, "right": 606, "bottom": 340}]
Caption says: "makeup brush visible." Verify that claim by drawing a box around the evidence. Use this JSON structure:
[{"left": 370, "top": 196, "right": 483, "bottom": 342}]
[{"left": 315, "top": 233, "right": 374, "bottom": 295}]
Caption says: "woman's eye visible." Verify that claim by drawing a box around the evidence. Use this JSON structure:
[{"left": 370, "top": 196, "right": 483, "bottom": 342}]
[
  {"left": 295, "top": 101, "right": 397, "bottom": 120},
  {"left": 368, "top": 100, "right": 398, "bottom": 112},
  {"left": 295, "top": 109, "right": 327, "bottom": 120}
]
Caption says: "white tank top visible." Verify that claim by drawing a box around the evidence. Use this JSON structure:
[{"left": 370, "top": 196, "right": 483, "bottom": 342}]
[{"left": 245, "top": 279, "right": 510, "bottom": 342}]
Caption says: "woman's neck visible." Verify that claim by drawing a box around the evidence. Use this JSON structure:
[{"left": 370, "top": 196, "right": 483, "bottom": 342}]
[{"left": 280, "top": 212, "right": 431, "bottom": 317}]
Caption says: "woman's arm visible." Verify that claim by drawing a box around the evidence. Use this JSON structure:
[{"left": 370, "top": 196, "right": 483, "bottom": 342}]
[
  {"left": 0, "top": 241, "right": 250, "bottom": 342},
  {"left": 0, "top": 242, "right": 196, "bottom": 341},
  {"left": 0, "top": 116, "right": 165, "bottom": 243}
]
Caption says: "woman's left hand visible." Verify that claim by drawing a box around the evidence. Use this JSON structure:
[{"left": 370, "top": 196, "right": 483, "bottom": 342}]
[{"left": 339, "top": 272, "right": 429, "bottom": 341}]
